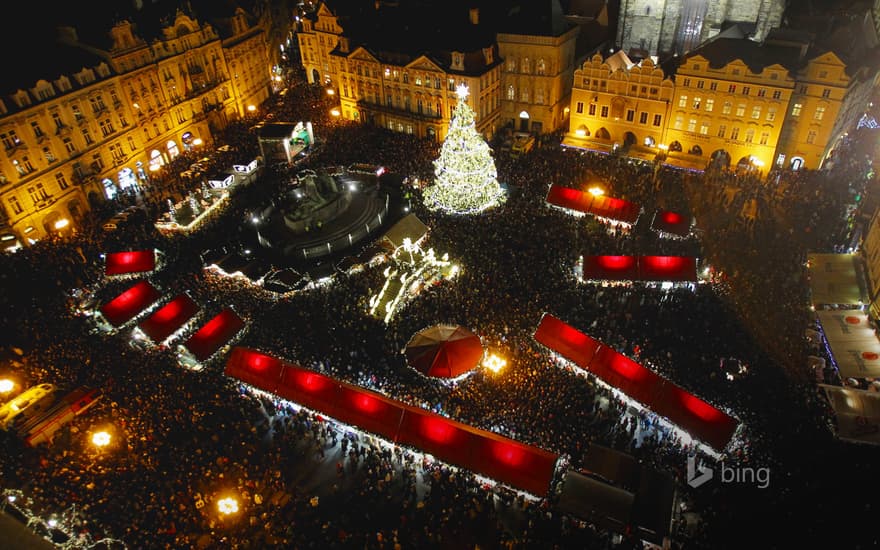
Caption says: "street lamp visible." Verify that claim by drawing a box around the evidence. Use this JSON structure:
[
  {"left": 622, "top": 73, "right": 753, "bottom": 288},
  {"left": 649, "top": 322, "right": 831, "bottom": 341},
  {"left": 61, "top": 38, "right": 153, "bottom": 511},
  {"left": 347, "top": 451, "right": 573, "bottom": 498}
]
[
  {"left": 0, "top": 379, "right": 14, "bottom": 394},
  {"left": 54, "top": 218, "right": 70, "bottom": 230},
  {"left": 92, "top": 431, "right": 111, "bottom": 447},
  {"left": 330, "top": 108, "right": 341, "bottom": 117},
  {"left": 247, "top": 105, "right": 256, "bottom": 112},
  {"left": 217, "top": 497, "right": 239, "bottom": 515},
  {"left": 483, "top": 353, "right": 507, "bottom": 374},
  {"left": 588, "top": 186, "right": 605, "bottom": 197}
]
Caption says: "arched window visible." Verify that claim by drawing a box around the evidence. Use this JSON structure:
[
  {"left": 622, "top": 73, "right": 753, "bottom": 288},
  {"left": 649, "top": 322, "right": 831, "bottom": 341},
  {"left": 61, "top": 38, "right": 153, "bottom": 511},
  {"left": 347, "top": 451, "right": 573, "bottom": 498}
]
[
  {"left": 536, "top": 59, "right": 546, "bottom": 75},
  {"left": 522, "top": 57, "right": 530, "bottom": 74}
]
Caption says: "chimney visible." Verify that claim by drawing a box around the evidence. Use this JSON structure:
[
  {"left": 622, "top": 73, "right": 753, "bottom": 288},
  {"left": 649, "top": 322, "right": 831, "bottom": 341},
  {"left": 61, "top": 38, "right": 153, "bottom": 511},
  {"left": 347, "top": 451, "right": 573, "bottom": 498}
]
[{"left": 470, "top": 7, "right": 479, "bottom": 25}]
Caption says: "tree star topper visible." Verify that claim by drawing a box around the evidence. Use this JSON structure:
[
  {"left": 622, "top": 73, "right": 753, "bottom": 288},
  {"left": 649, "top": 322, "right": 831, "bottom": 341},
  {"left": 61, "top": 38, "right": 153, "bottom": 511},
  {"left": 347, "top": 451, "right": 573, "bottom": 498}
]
[{"left": 455, "top": 83, "right": 470, "bottom": 100}]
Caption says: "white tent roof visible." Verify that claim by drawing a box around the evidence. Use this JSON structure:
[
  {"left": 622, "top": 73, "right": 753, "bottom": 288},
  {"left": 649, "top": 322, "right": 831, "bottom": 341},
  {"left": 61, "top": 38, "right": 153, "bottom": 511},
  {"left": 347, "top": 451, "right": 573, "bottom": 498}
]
[
  {"left": 807, "top": 253, "right": 868, "bottom": 308},
  {"left": 817, "top": 311, "right": 880, "bottom": 379},
  {"left": 819, "top": 384, "right": 880, "bottom": 445}
]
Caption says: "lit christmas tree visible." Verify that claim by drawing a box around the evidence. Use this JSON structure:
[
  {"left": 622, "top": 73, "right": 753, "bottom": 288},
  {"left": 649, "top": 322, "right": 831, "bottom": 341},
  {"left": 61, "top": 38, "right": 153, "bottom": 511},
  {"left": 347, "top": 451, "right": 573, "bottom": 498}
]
[{"left": 424, "top": 85, "right": 504, "bottom": 214}]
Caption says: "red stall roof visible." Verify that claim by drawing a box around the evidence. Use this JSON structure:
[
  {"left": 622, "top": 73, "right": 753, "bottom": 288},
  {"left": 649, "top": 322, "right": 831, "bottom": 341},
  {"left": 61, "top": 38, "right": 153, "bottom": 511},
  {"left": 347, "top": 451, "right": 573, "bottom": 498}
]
[
  {"left": 184, "top": 309, "right": 246, "bottom": 361},
  {"left": 223, "top": 347, "right": 561, "bottom": 496},
  {"left": 105, "top": 250, "right": 156, "bottom": 276},
  {"left": 638, "top": 256, "right": 698, "bottom": 282},
  {"left": 650, "top": 210, "right": 692, "bottom": 237},
  {"left": 224, "top": 347, "right": 284, "bottom": 392},
  {"left": 99, "top": 280, "right": 161, "bottom": 327},
  {"left": 582, "top": 255, "right": 640, "bottom": 281},
  {"left": 138, "top": 294, "right": 200, "bottom": 342},
  {"left": 546, "top": 184, "right": 641, "bottom": 225},
  {"left": 533, "top": 314, "right": 738, "bottom": 451}
]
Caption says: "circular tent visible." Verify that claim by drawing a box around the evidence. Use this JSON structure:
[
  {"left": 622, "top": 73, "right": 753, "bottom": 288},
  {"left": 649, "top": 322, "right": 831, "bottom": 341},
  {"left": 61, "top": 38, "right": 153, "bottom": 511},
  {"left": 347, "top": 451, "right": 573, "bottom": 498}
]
[{"left": 405, "top": 324, "right": 483, "bottom": 379}]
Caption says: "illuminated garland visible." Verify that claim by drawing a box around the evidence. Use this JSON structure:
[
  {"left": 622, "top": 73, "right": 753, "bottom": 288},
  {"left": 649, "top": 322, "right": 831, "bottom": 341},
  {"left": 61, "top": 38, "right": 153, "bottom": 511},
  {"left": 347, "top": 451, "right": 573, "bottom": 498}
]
[{"left": 424, "top": 86, "right": 505, "bottom": 214}]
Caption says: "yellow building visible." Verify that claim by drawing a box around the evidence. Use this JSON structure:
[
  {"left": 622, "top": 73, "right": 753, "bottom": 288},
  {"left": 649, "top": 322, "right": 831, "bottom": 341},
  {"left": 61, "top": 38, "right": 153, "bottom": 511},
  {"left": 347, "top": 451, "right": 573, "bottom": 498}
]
[
  {"left": 497, "top": 1, "right": 580, "bottom": 134},
  {"left": 665, "top": 38, "right": 796, "bottom": 171},
  {"left": 564, "top": 51, "right": 674, "bottom": 155},
  {"left": 0, "top": 8, "right": 273, "bottom": 248},
  {"left": 298, "top": 2, "right": 502, "bottom": 141}
]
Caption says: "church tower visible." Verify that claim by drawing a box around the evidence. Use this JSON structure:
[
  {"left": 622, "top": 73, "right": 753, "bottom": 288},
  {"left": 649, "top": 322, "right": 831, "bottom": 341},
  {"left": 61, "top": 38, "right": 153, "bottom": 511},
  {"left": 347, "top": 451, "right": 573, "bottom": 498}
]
[{"left": 617, "top": 0, "right": 787, "bottom": 57}]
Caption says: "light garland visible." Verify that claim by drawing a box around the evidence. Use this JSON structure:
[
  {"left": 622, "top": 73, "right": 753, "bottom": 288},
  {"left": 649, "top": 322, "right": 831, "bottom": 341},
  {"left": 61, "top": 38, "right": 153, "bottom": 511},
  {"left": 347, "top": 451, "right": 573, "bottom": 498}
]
[{"left": 424, "top": 87, "right": 505, "bottom": 214}]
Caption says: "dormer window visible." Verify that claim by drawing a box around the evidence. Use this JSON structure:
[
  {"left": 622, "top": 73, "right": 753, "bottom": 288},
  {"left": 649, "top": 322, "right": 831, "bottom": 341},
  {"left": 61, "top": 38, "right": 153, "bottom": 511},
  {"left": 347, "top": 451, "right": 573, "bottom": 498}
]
[{"left": 451, "top": 52, "right": 464, "bottom": 71}]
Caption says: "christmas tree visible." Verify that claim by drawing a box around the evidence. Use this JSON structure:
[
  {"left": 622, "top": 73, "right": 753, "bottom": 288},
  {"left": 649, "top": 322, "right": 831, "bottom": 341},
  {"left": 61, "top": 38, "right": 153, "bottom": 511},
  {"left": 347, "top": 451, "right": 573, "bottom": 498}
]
[{"left": 424, "top": 85, "right": 504, "bottom": 214}]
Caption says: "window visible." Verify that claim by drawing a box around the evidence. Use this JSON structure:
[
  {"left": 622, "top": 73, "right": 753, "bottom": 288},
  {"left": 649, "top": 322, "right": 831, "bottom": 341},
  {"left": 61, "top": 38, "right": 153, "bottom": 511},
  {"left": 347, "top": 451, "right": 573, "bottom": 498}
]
[
  {"left": 128, "top": 136, "right": 137, "bottom": 152},
  {"left": 696, "top": 80, "right": 704, "bottom": 89},
  {"left": 8, "top": 197, "right": 22, "bottom": 215},
  {"left": 600, "top": 105, "right": 609, "bottom": 118},
  {"left": 507, "top": 58, "right": 516, "bottom": 72},
  {"left": 43, "top": 146, "right": 55, "bottom": 163},
  {"left": 63, "top": 137, "right": 75, "bottom": 154},
  {"left": 732, "top": 68, "right": 740, "bottom": 76},
  {"left": 687, "top": 118, "right": 696, "bottom": 132},
  {"left": 819, "top": 70, "right": 828, "bottom": 78},
  {"left": 806, "top": 130, "right": 817, "bottom": 144},
  {"left": 448, "top": 78, "right": 455, "bottom": 91},
  {"left": 751, "top": 106, "right": 761, "bottom": 119},
  {"left": 772, "top": 90, "right": 782, "bottom": 99},
  {"left": 814, "top": 106, "right": 825, "bottom": 120},
  {"left": 742, "top": 86, "right": 750, "bottom": 96},
  {"left": 731, "top": 127, "right": 740, "bottom": 140},
  {"left": 705, "top": 98, "right": 714, "bottom": 112},
  {"left": 683, "top": 78, "right": 691, "bottom": 87},
  {"left": 822, "top": 89, "right": 831, "bottom": 98},
  {"left": 535, "top": 88, "right": 544, "bottom": 104},
  {"left": 710, "top": 82, "right": 717, "bottom": 91},
  {"left": 52, "top": 112, "right": 64, "bottom": 129},
  {"left": 520, "top": 89, "right": 529, "bottom": 102},
  {"left": 728, "top": 84, "right": 736, "bottom": 93},
  {"left": 55, "top": 172, "right": 69, "bottom": 190},
  {"left": 679, "top": 95, "right": 688, "bottom": 107},
  {"left": 717, "top": 124, "right": 726, "bottom": 138},
  {"left": 576, "top": 101, "right": 584, "bottom": 114},
  {"left": 31, "top": 121, "right": 44, "bottom": 138},
  {"left": 723, "top": 101, "right": 732, "bottom": 114},
  {"left": 521, "top": 58, "right": 530, "bottom": 73},
  {"left": 699, "top": 121, "right": 709, "bottom": 135},
  {"left": 759, "top": 131, "right": 770, "bottom": 145},
  {"left": 736, "top": 104, "right": 746, "bottom": 117},
  {"left": 435, "top": 78, "right": 441, "bottom": 90},
  {"left": 674, "top": 115, "right": 683, "bottom": 130},
  {"left": 757, "top": 88, "right": 766, "bottom": 97},
  {"left": 536, "top": 59, "right": 546, "bottom": 75},
  {"left": 653, "top": 114, "right": 662, "bottom": 126},
  {"left": 745, "top": 128, "right": 755, "bottom": 143},
  {"left": 507, "top": 85, "right": 515, "bottom": 100},
  {"left": 639, "top": 112, "right": 648, "bottom": 124},
  {"left": 626, "top": 109, "right": 635, "bottom": 122},
  {"left": 588, "top": 103, "right": 596, "bottom": 116},
  {"left": 1, "top": 131, "right": 20, "bottom": 149},
  {"left": 100, "top": 119, "right": 114, "bottom": 137},
  {"left": 415, "top": 75, "right": 422, "bottom": 86},
  {"left": 92, "top": 152, "right": 103, "bottom": 171},
  {"left": 650, "top": 87, "right": 658, "bottom": 95},
  {"left": 692, "top": 97, "right": 701, "bottom": 109},
  {"left": 791, "top": 103, "right": 802, "bottom": 117},
  {"left": 766, "top": 107, "right": 777, "bottom": 122}
]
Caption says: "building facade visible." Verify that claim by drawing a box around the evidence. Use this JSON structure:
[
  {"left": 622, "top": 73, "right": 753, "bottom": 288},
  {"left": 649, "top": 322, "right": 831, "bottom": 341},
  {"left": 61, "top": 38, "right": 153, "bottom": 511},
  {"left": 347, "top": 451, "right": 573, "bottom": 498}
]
[
  {"left": 0, "top": 9, "right": 273, "bottom": 248},
  {"left": 616, "top": 0, "right": 786, "bottom": 56},
  {"left": 564, "top": 53, "right": 674, "bottom": 153}
]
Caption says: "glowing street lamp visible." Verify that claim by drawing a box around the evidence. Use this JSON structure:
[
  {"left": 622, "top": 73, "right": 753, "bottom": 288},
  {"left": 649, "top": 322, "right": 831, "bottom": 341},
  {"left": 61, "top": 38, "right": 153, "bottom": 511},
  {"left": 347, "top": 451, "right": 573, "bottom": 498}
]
[
  {"left": 54, "top": 218, "right": 70, "bottom": 230},
  {"left": 217, "top": 497, "right": 239, "bottom": 515},
  {"left": 92, "top": 431, "right": 111, "bottom": 447},
  {"left": 587, "top": 186, "right": 605, "bottom": 197},
  {"left": 657, "top": 144, "right": 669, "bottom": 151},
  {"left": 0, "top": 379, "right": 14, "bottom": 393},
  {"left": 192, "top": 138, "right": 203, "bottom": 146},
  {"left": 483, "top": 353, "right": 507, "bottom": 374},
  {"left": 330, "top": 108, "right": 341, "bottom": 117},
  {"left": 247, "top": 105, "right": 256, "bottom": 112}
]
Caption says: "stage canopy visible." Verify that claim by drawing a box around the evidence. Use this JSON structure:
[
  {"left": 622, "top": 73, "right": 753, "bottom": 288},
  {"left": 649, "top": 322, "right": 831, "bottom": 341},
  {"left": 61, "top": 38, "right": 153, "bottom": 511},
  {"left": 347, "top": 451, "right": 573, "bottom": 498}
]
[
  {"left": 138, "top": 294, "right": 200, "bottom": 342},
  {"left": 820, "top": 384, "right": 880, "bottom": 445},
  {"left": 225, "top": 347, "right": 559, "bottom": 496},
  {"left": 381, "top": 213, "right": 428, "bottom": 250},
  {"left": 99, "top": 280, "right": 161, "bottom": 327},
  {"left": 546, "top": 184, "right": 640, "bottom": 225},
  {"left": 650, "top": 210, "right": 692, "bottom": 238},
  {"left": 105, "top": 250, "right": 156, "bottom": 276},
  {"left": 557, "top": 471, "right": 634, "bottom": 532},
  {"left": 818, "top": 310, "right": 880, "bottom": 379},
  {"left": 534, "top": 314, "right": 738, "bottom": 451},
  {"left": 184, "top": 308, "right": 246, "bottom": 361},
  {"left": 807, "top": 253, "right": 868, "bottom": 308},
  {"left": 405, "top": 325, "right": 484, "bottom": 378},
  {"left": 580, "top": 255, "right": 698, "bottom": 283}
]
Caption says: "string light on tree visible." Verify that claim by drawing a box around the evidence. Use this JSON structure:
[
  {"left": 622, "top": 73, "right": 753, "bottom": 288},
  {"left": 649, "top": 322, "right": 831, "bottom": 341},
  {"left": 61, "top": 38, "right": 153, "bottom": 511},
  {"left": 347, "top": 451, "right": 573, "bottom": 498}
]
[{"left": 423, "top": 84, "right": 505, "bottom": 214}]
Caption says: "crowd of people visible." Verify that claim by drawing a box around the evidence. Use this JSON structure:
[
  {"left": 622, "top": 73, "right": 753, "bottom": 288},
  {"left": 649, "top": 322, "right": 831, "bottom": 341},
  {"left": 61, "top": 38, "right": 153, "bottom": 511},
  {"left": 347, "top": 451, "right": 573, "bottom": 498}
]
[{"left": 0, "top": 62, "right": 878, "bottom": 550}]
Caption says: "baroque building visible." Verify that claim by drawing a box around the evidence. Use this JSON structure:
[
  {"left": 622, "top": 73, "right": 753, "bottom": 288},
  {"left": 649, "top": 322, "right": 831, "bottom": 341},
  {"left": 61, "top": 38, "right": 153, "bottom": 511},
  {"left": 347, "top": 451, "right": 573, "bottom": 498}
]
[{"left": 0, "top": 7, "right": 273, "bottom": 249}]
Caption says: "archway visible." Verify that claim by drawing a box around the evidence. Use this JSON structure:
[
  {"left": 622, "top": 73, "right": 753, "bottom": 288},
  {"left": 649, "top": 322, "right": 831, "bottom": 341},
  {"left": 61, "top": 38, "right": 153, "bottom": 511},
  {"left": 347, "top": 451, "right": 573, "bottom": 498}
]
[
  {"left": 644, "top": 136, "right": 655, "bottom": 147},
  {"left": 518, "top": 110, "right": 530, "bottom": 133},
  {"left": 790, "top": 157, "right": 804, "bottom": 170},
  {"left": 88, "top": 191, "right": 101, "bottom": 207},
  {"left": 596, "top": 127, "right": 611, "bottom": 140},
  {"left": 426, "top": 126, "right": 436, "bottom": 141},
  {"left": 311, "top": 69, "right": 320, "bottom": 84},
  {"left": 689, "top": 145, "right": 703, "bottom": 156},
  {"left": 575, "top": 125, "right": 590, "bottom": 137},
  {"left": 42, "top": 211, "right": 63, "bottom": 235},
  {"left": 669, "top": 141, "right": 682, "bottom": 152},
  {"left": 623, "top": 132, "right": 637, "bottom": 146},
  {"left": 67, "top": 199, "right": 83, "bottom": 223},
  {"left": 149, "top": 149, "right": 164, "bottom": 171},
  {"left": 166, "top": 140, "right": 180, "bottom": 159},
  {"left": 736, "top": 156, "right": 754, "bottom": 172},
  {"left": 710, "top": 149, "right": 731, "bottom": 168}
]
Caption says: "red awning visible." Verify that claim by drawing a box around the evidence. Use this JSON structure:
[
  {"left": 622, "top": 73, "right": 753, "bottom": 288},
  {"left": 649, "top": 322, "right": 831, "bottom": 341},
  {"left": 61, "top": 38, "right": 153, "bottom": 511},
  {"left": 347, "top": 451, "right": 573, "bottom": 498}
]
[
  {"left": 223, "top": 347, "right": 560, "bottom": 496},
  {"left": 582, "top": 255, "right": 640, "bottom": 281},
  {"left": 105, "top": 250, "right": 156, "bottom": 276},
  {"left": 638, "top": 256, "right": 698, "bottom": 282},
  {"left": 99, "top": 280, "right": 161, "bottom": 327},
  {"left": 138, "top": 294, "right": 200, "bottom": 342},
  {"left": 546, "top": 184, "right": 641, "bottom": 225},
  {"left": 533, "top": 314, "right": 738, "bottom": 451},
  {"left": 650, "top": 210, "right": 692, "bottom": 237},
  {"left": 184, "top": 308, "right": 246, "bottom": 361}
]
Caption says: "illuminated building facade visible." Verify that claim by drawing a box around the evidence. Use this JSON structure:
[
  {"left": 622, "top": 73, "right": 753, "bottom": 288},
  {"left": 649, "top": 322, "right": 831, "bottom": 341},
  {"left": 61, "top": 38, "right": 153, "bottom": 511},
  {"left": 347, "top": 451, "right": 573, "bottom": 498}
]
[{"left": 0, "top": 8, "right": 272, "bottom": 248}]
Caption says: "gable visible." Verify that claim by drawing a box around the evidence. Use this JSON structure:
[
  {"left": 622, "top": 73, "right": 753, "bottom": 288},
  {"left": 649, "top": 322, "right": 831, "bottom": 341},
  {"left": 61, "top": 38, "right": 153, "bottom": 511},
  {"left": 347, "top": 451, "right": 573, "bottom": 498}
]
[
  {"left": 348, "top": 47, "right": 378, "bottom": 63},
  {"left": 405, "top": 55, "right": 445, "bottom": 73}
]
